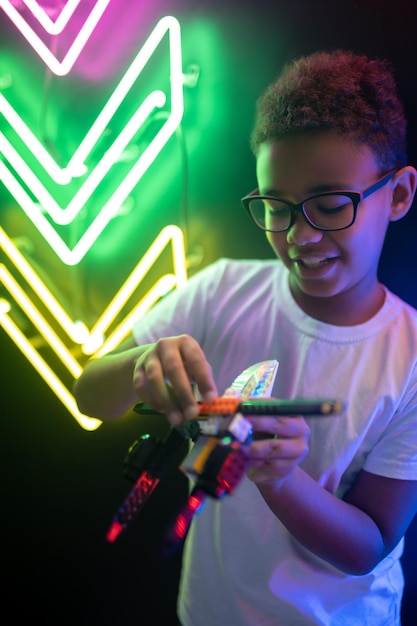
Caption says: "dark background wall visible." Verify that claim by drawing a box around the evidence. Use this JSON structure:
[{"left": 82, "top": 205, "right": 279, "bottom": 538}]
[{"left": 1, "top": 1, "right": 417, "bottom": 624}]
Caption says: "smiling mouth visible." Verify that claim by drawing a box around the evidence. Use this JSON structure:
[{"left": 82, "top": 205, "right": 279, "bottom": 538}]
[{"left": 296, "top": 257, "right": 332, "bottom": 269}]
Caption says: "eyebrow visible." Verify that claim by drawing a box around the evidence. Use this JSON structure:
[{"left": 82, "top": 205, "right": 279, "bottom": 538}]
[{"left": 260, "top": 183, "right": 355, "bottom": 196}]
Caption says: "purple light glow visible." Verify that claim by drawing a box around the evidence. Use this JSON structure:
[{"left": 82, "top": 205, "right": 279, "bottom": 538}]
[
  {"left": 5, "top": 0, "right": 172, "bottom": 81},
  {"left": 69, "top": 0, "right": 170, "bottom": 82}
]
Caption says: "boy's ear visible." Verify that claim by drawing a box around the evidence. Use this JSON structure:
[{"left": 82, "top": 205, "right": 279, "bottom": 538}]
[{"left": 389, "top": 165, "right": 417, "bottom": 222}]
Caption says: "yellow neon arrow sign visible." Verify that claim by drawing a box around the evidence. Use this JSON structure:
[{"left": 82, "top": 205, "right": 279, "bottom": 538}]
[{"left": 1, "top": 224, "right": 188, "bottom": 429}]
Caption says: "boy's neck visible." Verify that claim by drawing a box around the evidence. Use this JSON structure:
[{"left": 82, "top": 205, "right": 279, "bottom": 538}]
[{"left": 289, "top": 280, "right": 386, "bottom": 326}]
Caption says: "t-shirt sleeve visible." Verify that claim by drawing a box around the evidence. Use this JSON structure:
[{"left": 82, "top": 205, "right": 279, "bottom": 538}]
[
  {"left": 131, "top": 258, "right": 227, "bottom": 346},
  {"left": 363, "top": 374, "right": 417, "bottom": 480}
]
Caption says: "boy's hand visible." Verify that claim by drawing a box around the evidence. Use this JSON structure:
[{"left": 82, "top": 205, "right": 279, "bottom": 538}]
[
  {"left": 246, "top": 416, "right": 310, "bottom": 484},
  {"left": 133, "top": 334, "right": 218, "bottom": 426}
]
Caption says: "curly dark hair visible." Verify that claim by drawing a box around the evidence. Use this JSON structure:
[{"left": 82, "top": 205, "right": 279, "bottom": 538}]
[{"left": 250, "top": 50, "right": 407, "bottom": 170}]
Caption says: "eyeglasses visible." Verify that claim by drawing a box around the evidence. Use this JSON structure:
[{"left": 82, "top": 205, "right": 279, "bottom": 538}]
[{"left": 241, "top": 169, "right": 397, "bottom": 233}]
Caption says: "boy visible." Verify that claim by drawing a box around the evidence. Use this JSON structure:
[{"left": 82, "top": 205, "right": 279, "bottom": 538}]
[{"left": 74, "top": 50, "right": 417, "bottom": 625}]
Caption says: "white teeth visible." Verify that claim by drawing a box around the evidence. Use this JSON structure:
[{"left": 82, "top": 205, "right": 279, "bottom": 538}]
[{"left": 299, "top": 257, "right": 327, "bottom": 268}]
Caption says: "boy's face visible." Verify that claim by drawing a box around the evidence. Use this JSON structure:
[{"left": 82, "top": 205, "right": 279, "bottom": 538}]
[{"left": 256, "top": 131, "right": 394, "bottom": 324}]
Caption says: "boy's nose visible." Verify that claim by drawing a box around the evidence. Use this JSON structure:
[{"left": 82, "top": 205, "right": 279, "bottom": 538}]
[{"left": 285, "top": 212, "right": 324, "bottom": 246}]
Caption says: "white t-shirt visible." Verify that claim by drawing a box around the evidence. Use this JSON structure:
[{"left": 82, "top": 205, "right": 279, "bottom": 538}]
[{"left": 132, "top": 258, "right": 417, "bottom": 626}]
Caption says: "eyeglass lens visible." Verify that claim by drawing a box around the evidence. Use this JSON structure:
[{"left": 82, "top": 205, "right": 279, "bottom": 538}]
[{"left": 249, "top": 194, "right": 355, "bottom": 231}]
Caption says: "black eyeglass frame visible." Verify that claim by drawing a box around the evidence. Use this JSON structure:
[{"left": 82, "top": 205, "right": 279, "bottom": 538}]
[{"left": 241, "top": 169, "right": 397, "bottom": 233}]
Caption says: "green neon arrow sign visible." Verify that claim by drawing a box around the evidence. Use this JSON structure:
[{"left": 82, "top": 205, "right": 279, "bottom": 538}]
[{"left": 0, "top": 15, "right": 184, "bottom": 265}]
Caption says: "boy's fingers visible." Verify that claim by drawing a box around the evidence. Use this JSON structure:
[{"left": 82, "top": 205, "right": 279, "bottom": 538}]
[
  {"left": 250, "top": 415, "right": 310, "bottom": 439},
  {"left": 133, "top": 336, "right": 217, "bottom": 425}
]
